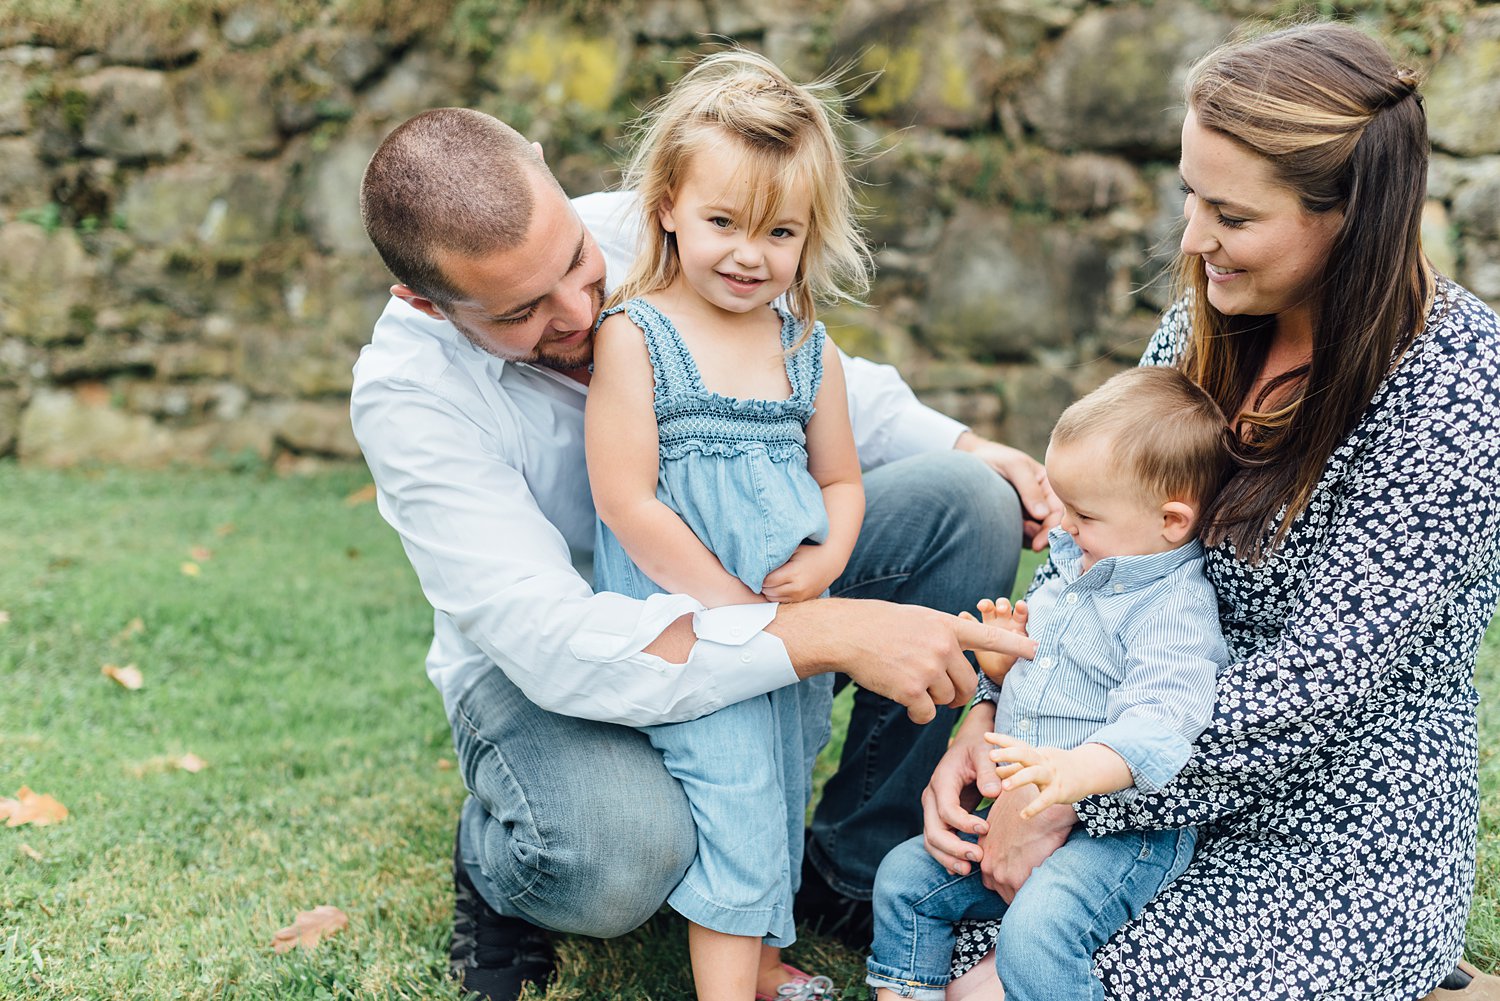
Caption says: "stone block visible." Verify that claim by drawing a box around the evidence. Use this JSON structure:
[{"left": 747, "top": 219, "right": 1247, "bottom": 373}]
[
  {"left": 0, "top": 62, "right": 28, "bottom": 135},
  {"left": 0, "top": 223, "right": 95, "bottom": 344},
  {"left": 178, "top": 53, "right": 281, "bottom": 157},
  {"left": 18, "top": 385, "right": 175, "bottom": 466},
  {"left": 996, "top": 366, "right": 1075, "bottom": 462},
  {"left": 922, "top": 206, "right": 1114, "bottom": 361},
  {"left": 362, "top": 44, "right": 475, "bottom": 122},
  {"left": 836, "top": 2, "right": 1005, "bottom": 132},
  {"left": 488, "top": 21, "right": 627, "bottom": 119},
  {"left": 47, "top": 335, "right": 157, "bottom": 380},
  {"left": 1422, "top": 200, "right": 1459, "bottom": 280},
  {"left": 1425, "top": 8, "right": 1500, "bottom": 157},
  {"left": 0, "top": 385, "right": 20, "bottom": 456},
  {"left": 272, "top": 399, "right": 361, "bottom": 457},
  {"left": 302, "top": 130, "right": 380, "bottom": 254},
  {"left": 79, "top": 67, "right": 183, "bottom": 163},
  {"left": 1460, "top": 236, "right": 1500, "bottom": 302},
  {"left": 0, "top": 137, "right": 47, "bottom": 213},
  {"left": 1018, "top": 0, "right": 1235, "bottom": 156},
  {"left": 104, "top": 22, "right": 208, "bottom": 67},
  {"left": 1451, "top": 167, "right": 1500, "bottom": 242},
  {"left": 118, "top": 161, "right": 285, "bottom": 250}
]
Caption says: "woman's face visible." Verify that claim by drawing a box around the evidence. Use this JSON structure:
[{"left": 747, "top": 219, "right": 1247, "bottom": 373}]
[{"left": 1178, "top": 110, "right": 1344, "bottom": 342}]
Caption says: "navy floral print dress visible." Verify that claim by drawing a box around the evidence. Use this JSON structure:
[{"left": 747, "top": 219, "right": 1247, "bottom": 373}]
[{"left": 953, "top": 277, "right": 1500, "bottom": 999}]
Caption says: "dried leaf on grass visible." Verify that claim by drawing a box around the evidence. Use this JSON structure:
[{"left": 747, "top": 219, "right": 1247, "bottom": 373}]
[
  {"left": 344, "top": 483, "right": 377, "bottom": 507},
  {"left": 0, "top": 609, "right": 10, "bottom": 626},
  {"left": 0, "top": 787, "right": 69, "bottom": 827},
  {"left": 102, "top": 663, "right": 143, "bottom": 690},
  {"left": 189, "top": 545, "right": 213, "bottom": 561},
  {"left": 19, "top": 842, "right": 44, "bottom": 862},
  {"left": 215, "top": 522, "right": 236, "bottom": 537},
  {"left": 180, "top": 561, "right": 201, "bottom": 577},
  {"left": 117, "top": 616, "right": 145, "bottom": 641},
  {"left": 131, "top": 753, "right": 208, "bottom": 777},
  {"left": 272, "top": 905, "right": 349, "bottom": 953}
]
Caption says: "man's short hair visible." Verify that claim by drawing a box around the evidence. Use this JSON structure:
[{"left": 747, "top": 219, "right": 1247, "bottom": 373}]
[
  {"left": 360, "top": 108, "right": 553, "bottom": 307},
  {"left": 1051, "top": 366, "right": 1232, "bottom": 508}
]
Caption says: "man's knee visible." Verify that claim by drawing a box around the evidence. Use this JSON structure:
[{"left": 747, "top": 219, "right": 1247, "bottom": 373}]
[{"left": 482, "top": 789, "right": 696, "bottom": 938}]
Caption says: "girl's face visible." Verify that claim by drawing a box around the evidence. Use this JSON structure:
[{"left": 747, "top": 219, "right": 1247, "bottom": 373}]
[
  {"left": 1178, "top": 110, "right": 1344, "bottom": 343},
  {"left": 657, "top": 144, "right": 812, "bottom": 319}
]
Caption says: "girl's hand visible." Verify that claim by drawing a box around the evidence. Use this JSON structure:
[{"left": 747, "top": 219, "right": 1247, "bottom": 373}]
[
  {"left": 960, "top": 598, "right": 1029, "bottom": 685},
  {"left": 761, "top": 544, "right": 840, "bottom": 603}
]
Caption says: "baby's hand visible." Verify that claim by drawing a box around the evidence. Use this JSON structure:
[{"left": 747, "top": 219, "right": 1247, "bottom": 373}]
[
  {"left": 985, "top": 733, "right": 1131, "bottom": 819},
  {"left": 962, "top": 597, "right": 1029, "bottom": 684},
  {"left": 761, "top": 544, "right": 837, "bottom": 603}
]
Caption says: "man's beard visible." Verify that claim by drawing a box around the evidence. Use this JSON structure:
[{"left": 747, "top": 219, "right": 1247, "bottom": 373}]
[{"left": 454, "top": 276, "right": 606, "bottom": 372}]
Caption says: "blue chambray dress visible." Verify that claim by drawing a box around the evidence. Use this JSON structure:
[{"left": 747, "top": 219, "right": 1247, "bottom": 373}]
[{"left": 592, "top": 297, "right": 836, "bottom": 947}]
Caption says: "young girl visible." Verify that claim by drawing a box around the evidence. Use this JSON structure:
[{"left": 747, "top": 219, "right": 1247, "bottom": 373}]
[{"left": 584, "top": 50, "right": 870, "bottom": 1001}]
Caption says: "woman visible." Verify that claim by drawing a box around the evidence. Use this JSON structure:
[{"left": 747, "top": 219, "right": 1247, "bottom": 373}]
[{"left": 923, "top": 21, "right": 1500, "bottom": 1000}]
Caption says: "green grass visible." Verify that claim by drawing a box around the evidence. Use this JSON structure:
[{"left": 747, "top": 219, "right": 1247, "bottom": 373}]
[{"left": 0, "top": 465, "right": 1495, "bottom": 999}]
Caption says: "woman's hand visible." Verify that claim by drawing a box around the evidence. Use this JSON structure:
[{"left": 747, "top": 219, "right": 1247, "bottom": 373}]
[
  {"left": 977, "top": 785, "right": 1077, "bottom": 904},
  {"left": 921, "top": 703, "right": 1002, "bottom": 875}
]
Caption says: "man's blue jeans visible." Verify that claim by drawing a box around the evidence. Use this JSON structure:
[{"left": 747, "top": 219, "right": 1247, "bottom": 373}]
[
  {"left": 452, "top": 451, "right": 1022, "bottom": 936},
  {"left": 866, "top": 824, "right": 1198, "bottom": 1001}
]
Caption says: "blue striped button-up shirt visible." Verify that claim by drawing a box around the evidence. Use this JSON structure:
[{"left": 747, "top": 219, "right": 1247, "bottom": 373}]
[{"left": 978, "top": 529, "right": 1228, "bottom": 794}]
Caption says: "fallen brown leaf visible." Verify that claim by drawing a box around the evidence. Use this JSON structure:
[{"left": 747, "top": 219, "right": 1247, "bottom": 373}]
[
  {"left": 189, "top": 546, "right": 214, "bottom": 561},
  {"left": 344, "top": 483, "right": 377, "bottom": 507},
  {"left": 215, "top": 522, "right": 236, "bottom": 537},
  {"left": 180, "top": 561, "right": 201, "bottom": 577},
  {"left": 176, "top": 753, "right": 208, "bottom": 773},
  {"left": 0, "top": 787, "right": 69, "bottom": 827},
  {"left": 117, "top": 616, "right": 145, "bottom": 641},
  {"left": 19, "top": 842, "right": 44, "bottom": 862},
  {"left": 0, "top": 609, "right": 9, "bottom": 626},
  {"left": 102, "top": 663, "right": 144, "bottom": 690},
  {"left": 436, "top": 758, "right": 454, "bottom": 771},
  {"left": 272, "top": 905, "right": 349, "bottom": 954}
]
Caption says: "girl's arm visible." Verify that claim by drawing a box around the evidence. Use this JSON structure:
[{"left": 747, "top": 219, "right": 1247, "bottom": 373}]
[
  {"left": 762, "top": 340, "right": 866, "bottom": 603},
  {"left": 586, "top": 313, "right": 763, "bottom": 607}
]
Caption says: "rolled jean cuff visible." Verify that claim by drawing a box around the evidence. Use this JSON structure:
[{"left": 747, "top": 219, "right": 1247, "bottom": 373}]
[
  {"left": 865, "top": 962, "right": 949, "bottom": 1001},
  {"left": 667, "top": 878, "right": 795, "bottom": 948}
]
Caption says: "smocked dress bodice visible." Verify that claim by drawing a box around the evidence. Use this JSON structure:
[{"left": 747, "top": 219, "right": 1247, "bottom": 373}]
[{"left": 592, "top": 298, "right": 829, "bottom": 597}]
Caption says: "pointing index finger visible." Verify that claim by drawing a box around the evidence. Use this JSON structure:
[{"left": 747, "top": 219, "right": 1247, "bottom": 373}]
[{"left": 954, "top": 615, "right": 1037, "bottom": 661}]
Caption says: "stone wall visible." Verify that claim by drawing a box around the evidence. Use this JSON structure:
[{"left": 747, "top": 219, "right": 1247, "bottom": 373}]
[{"left": 2, "top": 0, "right": 1497, "bottom": 467}]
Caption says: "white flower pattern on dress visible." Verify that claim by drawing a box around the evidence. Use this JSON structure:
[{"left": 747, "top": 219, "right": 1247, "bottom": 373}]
[{"left": 952, "top": 278, "right": 1500, "bottom": 999}]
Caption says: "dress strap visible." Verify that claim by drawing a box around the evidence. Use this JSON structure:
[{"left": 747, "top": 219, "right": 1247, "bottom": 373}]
[
  {"left": 598, "top": 298, "right": 702, "bottom": 399},
  {"left": 780, "top": 311, "right": 826, "bottom": 407}
]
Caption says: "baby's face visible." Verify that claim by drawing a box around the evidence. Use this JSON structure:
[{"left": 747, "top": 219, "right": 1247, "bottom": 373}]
[{"left": 1044, "top": 437, "right": 1181, "bottom": 572}]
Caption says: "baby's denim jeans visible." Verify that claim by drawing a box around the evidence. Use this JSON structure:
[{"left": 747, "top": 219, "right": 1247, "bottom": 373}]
[{"left": 866, "top": 823, "right": 1197, "bottom": 1001}]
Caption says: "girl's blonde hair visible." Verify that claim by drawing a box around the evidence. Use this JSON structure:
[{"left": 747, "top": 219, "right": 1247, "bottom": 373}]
[{"left": 609, "top": 49, "right": 871, "bottom": 329}]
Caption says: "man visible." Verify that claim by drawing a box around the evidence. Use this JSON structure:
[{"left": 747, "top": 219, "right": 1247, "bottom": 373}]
[{"left": 352, "top": 107, "right": 1054, "bottom": 1000}]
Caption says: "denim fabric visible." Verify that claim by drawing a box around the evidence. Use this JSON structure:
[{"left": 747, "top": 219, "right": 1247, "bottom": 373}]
[
  {"left": 811, "top": 452, "right": 1023, "bottom": 899},
  {"left": 453, "top": 450, "right": 1023, "bottom": 936},
  {"left": 591, "top": 300, "right": 838, "bottom": 941},
  {"left": 867, "top": 823, "right": 1198, "bottom": 1001}
]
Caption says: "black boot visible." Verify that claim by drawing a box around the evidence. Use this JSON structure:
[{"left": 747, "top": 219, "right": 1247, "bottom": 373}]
[
  {"left": 451, "top": 826, "right": 555, "bottom": 1000},
  {"left": 795, "top": 849, "right": 874, "bottom": 950}
]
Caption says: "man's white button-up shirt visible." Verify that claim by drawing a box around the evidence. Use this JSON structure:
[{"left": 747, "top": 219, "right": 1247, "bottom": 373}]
[{"left": 350, "top": 191, "right": 967, "bottom": 727}]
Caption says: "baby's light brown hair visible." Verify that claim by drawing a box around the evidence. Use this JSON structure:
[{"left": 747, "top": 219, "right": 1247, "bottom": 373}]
[{"left": 1051, "top": 366, "right": 1233, "bottom": 514}]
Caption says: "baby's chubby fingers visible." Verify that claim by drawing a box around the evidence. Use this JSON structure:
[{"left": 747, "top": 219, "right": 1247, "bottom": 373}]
[
  {"left": 1018, "top": 784, "right": 1067, "bottom": 820},
  {"left": 998, "top": 763, "right": 1054, "bottom": 793}
]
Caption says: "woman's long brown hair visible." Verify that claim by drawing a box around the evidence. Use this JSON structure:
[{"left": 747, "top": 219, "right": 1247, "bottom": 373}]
[{"left": 1174, "top": 22, "right": 1432, "bottom": 560}]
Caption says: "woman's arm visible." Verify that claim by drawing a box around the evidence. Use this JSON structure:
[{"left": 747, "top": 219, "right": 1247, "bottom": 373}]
[
  {"left": 761, "top": 340, "right": 866, "bottom": 602},
  {"left": 586, "top": 313, "right": 764, "bottom": 607}
]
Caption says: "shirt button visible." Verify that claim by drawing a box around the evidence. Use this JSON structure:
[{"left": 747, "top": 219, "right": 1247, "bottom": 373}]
[
  {"left": 730, "top": 626, "right": 744, "bottom": 638},
  {"left": 1113, "top": 584, "right": 1124, "bottom": 594},
  {"left": 1066, "top": 593, "right": 1079, "bottom": 605},
  {"left": 1016, "top": 719, "right": 1030, "bottom": 732},
  {"left": 740, "top": 653, "right": 753, "bottom": 664},
  {"left": 1040, "top": 657, "right": 1054, "bottom": 669}
]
